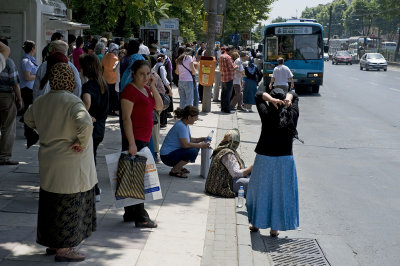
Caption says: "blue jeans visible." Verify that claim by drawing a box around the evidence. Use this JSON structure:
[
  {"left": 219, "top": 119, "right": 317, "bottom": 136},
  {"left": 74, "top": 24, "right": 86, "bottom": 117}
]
[
  {"left": 160, "top": 148, "right": 199, "bottom": 167},
  {"left": 221, "top": 80, "right": 233, "bottom": 112},
  {"left": 178, "top": 81, "right": 194, "bottom": 108}
]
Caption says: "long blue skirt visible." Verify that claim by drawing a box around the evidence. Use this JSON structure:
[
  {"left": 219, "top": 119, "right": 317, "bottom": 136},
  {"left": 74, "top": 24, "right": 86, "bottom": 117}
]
[
  {"left": 246, "top": 154, "right": 299, "bottom": 231},
  {"left": 243, "top": 79, "right": 257, "bottom": 104}
]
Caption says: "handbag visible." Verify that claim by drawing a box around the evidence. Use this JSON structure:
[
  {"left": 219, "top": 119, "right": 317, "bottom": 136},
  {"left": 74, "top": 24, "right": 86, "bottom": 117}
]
[
  {"left": 115, "top": 153, "right": 147, "bottom": 199},
  {"left": 160, "top": 92, "right": 171, "bottom": 111}
]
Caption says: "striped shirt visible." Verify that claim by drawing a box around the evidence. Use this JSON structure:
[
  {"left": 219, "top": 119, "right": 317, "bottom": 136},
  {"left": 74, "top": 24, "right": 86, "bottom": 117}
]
[{"left": 0, "top": 58, "right": 19, "bottom": 92}]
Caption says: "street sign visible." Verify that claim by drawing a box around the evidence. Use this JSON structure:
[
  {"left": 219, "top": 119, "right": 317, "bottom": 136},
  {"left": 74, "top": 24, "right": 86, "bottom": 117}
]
[
  {"left": 203, "top": 13, "right": 224, "bottom": 36},
  {"left": 230, "top": 34, "right": 240, "bottom": 44}
]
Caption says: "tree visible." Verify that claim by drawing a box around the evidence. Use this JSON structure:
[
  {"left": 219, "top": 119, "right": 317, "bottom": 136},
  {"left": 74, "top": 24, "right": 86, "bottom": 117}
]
[
  {"left": 378, "top": 0, "right": 400, "bottom": 60},
  {"left": 63, "top": 0, "right": 170, "bottom": 37},
  {"left": 223, "top": 0, "right": 274, "bottom": 45},
  {"left": 344, "top": 0, "right": 378, "bottom": 37},
  {"left": 271, "top": 17, "right": 286, "bottom": 23}
]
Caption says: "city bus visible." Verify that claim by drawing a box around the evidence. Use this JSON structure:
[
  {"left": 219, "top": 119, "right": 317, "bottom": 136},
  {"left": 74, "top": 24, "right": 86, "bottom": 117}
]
[{"left": 263, "top": 19, "right": 324, "bottom": 93}]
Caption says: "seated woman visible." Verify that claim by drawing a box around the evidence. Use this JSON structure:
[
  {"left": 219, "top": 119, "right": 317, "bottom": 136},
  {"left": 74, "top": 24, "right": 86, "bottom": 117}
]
[
  {"left": 160, "top": 106, "right": 209, "bottom": 178},
  {"left": 205, "top": 129, "right": 252, "bottom": 198}
]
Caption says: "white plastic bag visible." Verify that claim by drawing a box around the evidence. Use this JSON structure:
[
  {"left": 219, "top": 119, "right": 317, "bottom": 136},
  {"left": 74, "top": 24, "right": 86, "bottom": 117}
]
[{"left": 106, "top": 147, "right": 163, "bottom": 208}]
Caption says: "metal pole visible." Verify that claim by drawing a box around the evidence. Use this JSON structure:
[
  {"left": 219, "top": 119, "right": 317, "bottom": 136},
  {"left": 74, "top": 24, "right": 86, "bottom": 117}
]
[
  {"left": 327, "top": 5, "right": 333, "bottom": 46},
  {"left": 202, "top": 0, "right": 217, "bottom": 112}
]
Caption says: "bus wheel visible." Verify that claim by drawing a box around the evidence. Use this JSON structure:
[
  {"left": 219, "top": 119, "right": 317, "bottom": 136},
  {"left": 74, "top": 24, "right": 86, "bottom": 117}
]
[{"left": 312, "top": 85, "right": 320, "bottom": 94}]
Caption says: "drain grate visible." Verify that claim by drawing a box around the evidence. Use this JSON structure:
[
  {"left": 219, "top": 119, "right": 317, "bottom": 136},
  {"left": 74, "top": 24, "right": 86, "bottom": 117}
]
[{"left": 263, "top": 238, "right": 330, "bottom": 266}]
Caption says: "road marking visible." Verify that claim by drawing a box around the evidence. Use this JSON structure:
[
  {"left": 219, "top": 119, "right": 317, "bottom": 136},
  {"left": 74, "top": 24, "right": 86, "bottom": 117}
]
[{"left": 389, "top": 88, "right": 400, "bottom": 93}]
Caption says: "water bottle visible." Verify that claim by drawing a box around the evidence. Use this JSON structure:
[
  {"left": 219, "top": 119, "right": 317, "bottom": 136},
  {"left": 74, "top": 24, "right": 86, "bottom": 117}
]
[
  {"left": 237, "top": 186, "right": 244, "bottom": 208},
  {"left": 205, "top": 130, "right": 214, "bottom": 143}
]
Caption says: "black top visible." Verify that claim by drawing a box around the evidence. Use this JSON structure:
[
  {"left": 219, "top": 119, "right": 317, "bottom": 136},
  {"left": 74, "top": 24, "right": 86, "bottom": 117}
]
[
  {"left": 82, "top": 80, "right": 109, "bottom": 139},
  {"left": 254, "top": 91, "right": 299, "bottom": 156}
]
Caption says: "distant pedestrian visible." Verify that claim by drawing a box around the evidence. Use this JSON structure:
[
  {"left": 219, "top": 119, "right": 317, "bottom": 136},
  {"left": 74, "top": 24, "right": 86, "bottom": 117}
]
[
  {"left": 102, "top": 43, "right": 120, "bottom": 116},
  {"left": 176, "top": 48, "right": 196, "bottom": 108},
  {"left": 42, "top": 32, "right": 63, "bottom": 62},
  {"left": 153, "top": 53, "right": 172, "bottom": 127},
  {"left": 219, "top": 46, "right": 238, "bottom": 113},
  {"left": 94, "top": 42, "right": 106, "bottom": 62},
  {"left": 20, "top": 40, "right": 38, "bottom": 137},
  {"left": 229, "top": 52, "right": 245, "bottom": 111},
  {"left": 24, "top": 62, "right": 97, "bottom": 262},
  {"left": 0, "top": 38, "right": 22, "bottom": 165},
  {"left": 138, "top": 38, "right": 150, "bottom": 55},
  {"left": 160, "top": 106, "right": 209, "bottom": 178},
  {"left": 72, "top": 36, "right": 85, "bottom": 72},
  {"left": 246, "top": 88, "right": 300, "bottom": 236},
  {"left": 269, "top": 57, "right": 294, "bottom": 92},
  {"left": 80, "top": 54, "right": 109, "bottom": 202},
  {"left": 33, "top": 40, "right": 81, "bottom": 100},
  {"left": 243, "top": 58, "right": 261, "bottom": 112}
]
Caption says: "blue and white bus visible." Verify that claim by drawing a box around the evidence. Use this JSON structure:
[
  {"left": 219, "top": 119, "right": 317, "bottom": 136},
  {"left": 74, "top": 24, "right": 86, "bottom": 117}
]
[{"left": 263, "top": 19, "right": 324, "bottom": 93}]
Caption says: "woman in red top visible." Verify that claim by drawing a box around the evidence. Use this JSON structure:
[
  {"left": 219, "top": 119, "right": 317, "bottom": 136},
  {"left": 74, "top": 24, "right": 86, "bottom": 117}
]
[{"left": 120, "top": 60, "right": 163, "bottom": 228}]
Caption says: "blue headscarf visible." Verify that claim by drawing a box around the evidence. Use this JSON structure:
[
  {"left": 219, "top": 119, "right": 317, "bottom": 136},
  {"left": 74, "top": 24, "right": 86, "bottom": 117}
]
[
  {"left": 120, "top": 53, "right": 145, "bottom": 92},
  {"left": 246, "top": 58, "right": 257, "bottom": 75}
]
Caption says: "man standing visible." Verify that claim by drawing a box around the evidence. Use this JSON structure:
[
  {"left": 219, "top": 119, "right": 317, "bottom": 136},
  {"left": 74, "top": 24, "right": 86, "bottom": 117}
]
[
  {"left": 269, "top": 57, "right": 294, "bottom": 92},
  {"left": 219, "top": 46, "right": 237, "bottom": 113},
  {"left": 0, "top": 38, "right": 22, "bottom": 165},
  {"left": 138, "top": 38, "right": 150, "bottom": 55}
]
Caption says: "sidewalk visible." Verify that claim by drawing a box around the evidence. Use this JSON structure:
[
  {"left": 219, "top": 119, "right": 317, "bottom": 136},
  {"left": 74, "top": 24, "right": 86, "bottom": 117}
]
[{"left": 0, "top": 88, "right": 265, "bottom": 265}]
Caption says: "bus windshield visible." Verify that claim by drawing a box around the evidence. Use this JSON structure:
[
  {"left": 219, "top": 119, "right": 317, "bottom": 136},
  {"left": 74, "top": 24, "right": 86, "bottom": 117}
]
[{"left": 265, "top": 26, "right": 322, "bottom": 61}]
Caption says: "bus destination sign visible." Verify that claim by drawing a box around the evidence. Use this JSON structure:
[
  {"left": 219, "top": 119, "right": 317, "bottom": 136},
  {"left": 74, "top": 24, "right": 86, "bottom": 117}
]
[{"left": 275, "top": 27, "right": 312, "bottom": 35}]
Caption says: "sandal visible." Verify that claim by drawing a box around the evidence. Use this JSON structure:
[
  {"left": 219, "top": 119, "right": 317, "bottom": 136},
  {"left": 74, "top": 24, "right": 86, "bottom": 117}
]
[
  {"left": 249, "top": 224, "right": 259, "bottom": 232},
  {"left": 169, "top": 170, "right": 187, "bottom": 178},
  {"left": 135, "top": 220, "right": 158, "bottom": 228},
  {"left": 270, "top": 230, "right": 279, "bottom": 237},
  {"left": 55, "top": 248, "right": 85, "bottom": 262},
  {"left": 181, "top": 168, "right": 190, "bottom": 174}
]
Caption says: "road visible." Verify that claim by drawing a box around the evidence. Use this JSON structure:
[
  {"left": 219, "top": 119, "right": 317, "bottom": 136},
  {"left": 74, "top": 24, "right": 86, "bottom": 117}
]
[{"left": 236, "top": 63, "right": 400, "bottom": 266}]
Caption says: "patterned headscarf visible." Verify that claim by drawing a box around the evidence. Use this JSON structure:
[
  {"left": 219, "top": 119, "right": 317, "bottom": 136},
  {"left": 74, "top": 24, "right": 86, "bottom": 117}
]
[
  {"left": 49, "top": 63, "right": 75, "bottom": 92},
  {"left": 212, "top": 129, "right": 241, "bottom": 156}
]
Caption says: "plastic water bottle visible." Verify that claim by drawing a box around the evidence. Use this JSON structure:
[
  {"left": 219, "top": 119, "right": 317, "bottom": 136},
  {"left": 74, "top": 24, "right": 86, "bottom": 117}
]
[
  {"left": 237, "top": 186, "right": 244, "bottom": 208},
  {"left": 206, "top": 130, "right": 214, "bottom": 142}
]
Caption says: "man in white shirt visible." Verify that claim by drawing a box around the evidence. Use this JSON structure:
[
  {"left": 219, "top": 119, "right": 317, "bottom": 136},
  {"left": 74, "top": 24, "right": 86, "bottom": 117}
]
[
  {"left": 138, "top": 38, "right": 150, "bottom": 55},
  {"left": 230, "top": 51, "right": 247, "bottom": 111},
  {"left": 269, "top": 57, "right": 294, "bottom": 92},
  {"left": 0, "top": 41, "right": 10, "bottom": 72}
]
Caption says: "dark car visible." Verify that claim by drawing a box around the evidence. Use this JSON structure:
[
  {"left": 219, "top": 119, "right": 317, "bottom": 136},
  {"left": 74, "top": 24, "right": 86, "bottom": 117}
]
[{"left": 332, "top": 51, "right": 352, "bottom": 65}]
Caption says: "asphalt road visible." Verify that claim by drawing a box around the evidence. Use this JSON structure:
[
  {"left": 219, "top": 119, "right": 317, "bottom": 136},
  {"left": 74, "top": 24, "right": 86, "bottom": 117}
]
[{"left": 236, "top": 62, "right": 400, "bottom": 266}]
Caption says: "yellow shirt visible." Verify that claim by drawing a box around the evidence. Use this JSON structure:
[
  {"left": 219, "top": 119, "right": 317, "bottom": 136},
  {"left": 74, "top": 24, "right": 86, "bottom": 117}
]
[{"left": 24, "top": 90, "right": 97, "bottom": 194}]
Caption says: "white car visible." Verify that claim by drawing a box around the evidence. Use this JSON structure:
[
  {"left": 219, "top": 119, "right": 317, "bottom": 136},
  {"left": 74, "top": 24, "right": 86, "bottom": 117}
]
[{"left": 359, "top": 53, "right": 387, "bottom": 71}]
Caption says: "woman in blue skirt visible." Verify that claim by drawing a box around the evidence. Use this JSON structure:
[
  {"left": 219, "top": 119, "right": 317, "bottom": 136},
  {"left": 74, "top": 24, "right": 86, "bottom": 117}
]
[
  {"left": 242, "top": 59, "right": 260, "bottom": 112},
  {"left": 246, "top": 87, "right": 300, "bottom": 237}
]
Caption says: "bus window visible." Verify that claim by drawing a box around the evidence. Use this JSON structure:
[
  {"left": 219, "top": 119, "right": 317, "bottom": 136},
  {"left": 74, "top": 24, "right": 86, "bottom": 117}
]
[
  {"left": 266, "top": 37, "right": 278, "bottom": 60},
  {"left": 294, "top": 35, "right": 320, "bottom": 60}
]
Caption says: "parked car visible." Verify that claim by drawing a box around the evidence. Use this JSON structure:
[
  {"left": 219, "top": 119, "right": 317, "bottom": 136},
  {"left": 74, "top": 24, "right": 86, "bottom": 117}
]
[
  {"left": 359, "top": 53, "right": 387, "bottom": 71},
  {"left": 324, "top": 52, "right": 329, "bottom": 61},
  {"left": 332, "top": 51, "right": 352, "bottom": 65}
]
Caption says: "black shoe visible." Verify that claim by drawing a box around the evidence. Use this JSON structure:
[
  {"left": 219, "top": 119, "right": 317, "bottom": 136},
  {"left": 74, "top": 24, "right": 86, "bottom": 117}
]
[
  {"left": 123, "top": 215, "right": 135, "bottom": 222},
  {"left": 167, "top": 113, "right": 173, "bottom": 118},
  {"left": 135, "top": 220, "right": 158, "bottom": 228}
]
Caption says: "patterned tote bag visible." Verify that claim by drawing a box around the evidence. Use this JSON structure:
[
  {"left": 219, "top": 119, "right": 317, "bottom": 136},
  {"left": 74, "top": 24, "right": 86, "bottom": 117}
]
[{"left": 116, "top": 153, "right": 147, "bottom": 199}]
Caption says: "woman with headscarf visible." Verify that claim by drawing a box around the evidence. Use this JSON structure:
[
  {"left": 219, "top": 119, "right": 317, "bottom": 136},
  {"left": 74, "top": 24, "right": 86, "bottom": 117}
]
[
  {"left": 205, "top": 129, "right": 252, "bottom": 198},
  {"left": 242, "top": 58, "right": 261, "bottom": 112},
  {"left": 246, "top": 88, "right": 300, "bottom": 237},
  {"left": 24, "top": 63, "right": 97, "bottom": 262},
  {"left": 120, "top": 40, "right": 145, "bottom": 92}
]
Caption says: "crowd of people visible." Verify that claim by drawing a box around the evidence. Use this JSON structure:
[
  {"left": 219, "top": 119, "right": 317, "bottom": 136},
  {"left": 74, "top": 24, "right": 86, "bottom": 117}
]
[{"left": 0, "top": 32, "right": 300, "bottom": 262}]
